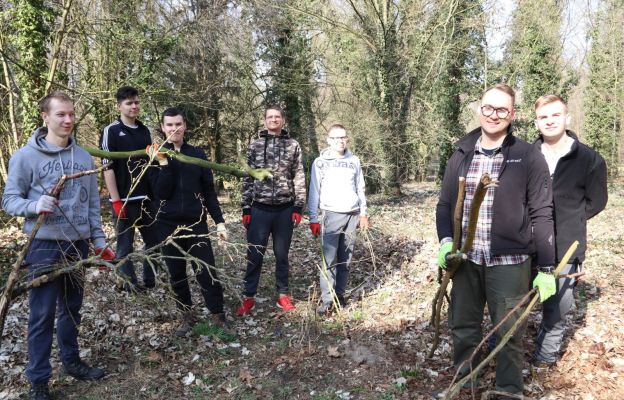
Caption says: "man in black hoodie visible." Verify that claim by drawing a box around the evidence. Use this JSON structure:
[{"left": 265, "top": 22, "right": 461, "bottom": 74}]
[
  {"left": 532, "top": 94, "right": 607, "bottom": 367},
  {"left": 436, "top": 84, "right": 556, "bottom": 397},
  {"left": 147, "top": 107, "right": 231, "bottom": 337}
]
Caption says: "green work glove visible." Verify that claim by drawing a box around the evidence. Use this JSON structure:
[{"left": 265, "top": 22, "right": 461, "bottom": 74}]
[
  {"left": 437, "top": 242, "right": 454, "bottom": 269},
  {"left": 533, "top": 271, "right": 557, "bottom": 302}
]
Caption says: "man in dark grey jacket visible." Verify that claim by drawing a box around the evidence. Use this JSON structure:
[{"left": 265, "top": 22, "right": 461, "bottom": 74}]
[
  {"left": 532, "top": 94, "right": 607, "bottom": 367},
  {"left": 436, "top": 84, "right": 556, "bottom": 397}
]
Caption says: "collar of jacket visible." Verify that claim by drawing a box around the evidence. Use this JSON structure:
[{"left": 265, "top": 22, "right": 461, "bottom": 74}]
[
  {"left": 455, "top": 126, "right": 516, "bottom": 153},
  {"left": 116, "top": 116, "right": 146, "bottom": 128},
  {"left": 259, "top": 129, "right": 290, "bottom": 139},
  {"left": 533, "top": 129, "right": 579, "bottom": 156},
  {"left": 163, "top": 141, "right": 188, "bottom": 152}
]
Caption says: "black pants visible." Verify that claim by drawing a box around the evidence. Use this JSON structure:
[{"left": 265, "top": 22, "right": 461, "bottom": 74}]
[
  {"left": 159, "top": 221, "right": 224, "bottom": 314},
  {"left": 243, "top": 205, "right": 294, "bottom": 297},
  {"left": 115, "top": 200, "right": 160, "bottom": 287}
]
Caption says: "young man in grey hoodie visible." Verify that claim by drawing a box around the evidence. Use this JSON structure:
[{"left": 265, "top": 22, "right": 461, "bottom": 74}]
[
  {"left": 2, "top": 92, "right": 114, "bottom": 400},
  {"left": 307, "top": 124, "right": 369, "bottom": 314}
]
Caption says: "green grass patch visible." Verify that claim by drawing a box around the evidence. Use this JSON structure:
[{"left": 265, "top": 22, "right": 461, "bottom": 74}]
[{"left": 192, "top": 321, "right": 237, "bottom": 342}]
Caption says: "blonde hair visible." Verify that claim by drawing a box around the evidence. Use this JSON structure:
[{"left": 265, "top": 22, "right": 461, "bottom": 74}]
[
  {"left": 534, "top": 94, "right": 567, "bottom": 112},
  {"left": 482, "top": 84, "right": 516, "bottom": 107}
]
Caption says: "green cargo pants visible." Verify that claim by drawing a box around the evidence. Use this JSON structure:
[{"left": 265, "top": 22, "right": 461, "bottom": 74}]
[{"left": 448, "top": 258, "right": 531, "bottom": 395}]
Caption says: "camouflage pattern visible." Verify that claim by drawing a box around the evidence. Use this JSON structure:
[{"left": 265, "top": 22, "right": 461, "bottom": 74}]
[{"left": 241, "top": 130, "right": 306, "bottom": 211}]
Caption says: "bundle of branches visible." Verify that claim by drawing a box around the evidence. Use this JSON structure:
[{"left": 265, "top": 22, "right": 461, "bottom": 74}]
[{"left": 429, "top": 173, "right": 497, "bottom": 358}]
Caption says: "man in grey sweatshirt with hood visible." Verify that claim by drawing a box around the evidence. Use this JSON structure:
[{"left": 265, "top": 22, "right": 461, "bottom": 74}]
[
  {"left": 2, "top": 92, "right": 114, "bottom": 400},
  {"left": 307, "top": 124, "right": 369, "bottom": 315}
]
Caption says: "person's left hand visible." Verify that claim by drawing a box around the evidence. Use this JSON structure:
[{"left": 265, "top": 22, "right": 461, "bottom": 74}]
[
  {"left": 216, "top": 223, "right": 228, "bottom": 243},
  {"left": 292, "top": 212, "right": 302, "bottom": 227},
  {"left": 359, "top": 215, "right": 370, "bottom": 230},
  {"left": 533, "top": 271, "right": 557, "bottom": 302}
]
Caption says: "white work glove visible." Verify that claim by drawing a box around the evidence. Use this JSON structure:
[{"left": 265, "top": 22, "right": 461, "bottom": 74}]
[
  {"left": 216, "top": 223, "right": 228, "bottom": 242},
  {"left": 35, "top": 195, "right": 57, "bottom": 214}
]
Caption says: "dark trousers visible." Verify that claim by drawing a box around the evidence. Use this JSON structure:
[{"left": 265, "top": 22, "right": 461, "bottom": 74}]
[
  {"left": 115, "top": 200, "right": 160, "bottom": 287},
  {"left": 159, "top": 222, "right": 224, "bottom": 314},
  {"left": 449, "top": 259, "right": 531, "bottom": 395},
  {"left": 243, "top": 205, "right": 294, "bottom": 297},
  {"left": 534, "top": 262, "right": 579, "bottom": 363},
  {"left": 24, "top": 239, "right": 88, "bottom": 385}
]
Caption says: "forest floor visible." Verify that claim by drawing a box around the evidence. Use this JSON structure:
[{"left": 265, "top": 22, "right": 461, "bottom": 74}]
[{"left": 1, "top": 182, "right": 623, "bottom": 400}]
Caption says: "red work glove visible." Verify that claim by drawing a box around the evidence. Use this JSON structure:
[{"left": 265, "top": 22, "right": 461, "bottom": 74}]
[
  {"left": 111, "top": 200, "right": 127, "bottom": 219},
  {"left": 292, "top": 212, "right": 301, "bottom": 227},
  {"left": 95, "top": 247, "right": 116, "bottom": 270},
  {"left": 242, "top": 214, "right": 251, "bottom": 229},
  {"left": 309, "top": 222, "right": 320, "bottom": 237}
]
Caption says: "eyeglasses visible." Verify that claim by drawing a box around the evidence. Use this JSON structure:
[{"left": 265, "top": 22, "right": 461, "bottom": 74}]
[
  {"left": 480, "top": 105, "right": 511, "bottom": 119},
  {"left": 329, "top": 136, "right": 347, "bottom": 141}
]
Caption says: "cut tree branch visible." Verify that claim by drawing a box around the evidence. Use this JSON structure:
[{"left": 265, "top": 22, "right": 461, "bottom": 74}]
[
  {"left": 429, "top": 173, "right": 497, "bottom": 358},
  {"left": 85, "top": 146, "right": 273, "bottom": 181}
]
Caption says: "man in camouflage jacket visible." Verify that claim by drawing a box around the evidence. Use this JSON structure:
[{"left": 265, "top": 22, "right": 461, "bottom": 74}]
[{"left": 236, "top": 105, "right": 306, "bottom": 316}]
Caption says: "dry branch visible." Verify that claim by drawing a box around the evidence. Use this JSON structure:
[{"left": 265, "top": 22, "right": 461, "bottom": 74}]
[{"left": 429, "top": 173, "right": 496, "bottom": 358}]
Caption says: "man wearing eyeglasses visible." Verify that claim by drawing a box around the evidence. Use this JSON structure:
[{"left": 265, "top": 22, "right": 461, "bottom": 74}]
[
  {"left": 436, "top": 84, "right": 555, "bottom": 397},
  {"left": 307, "top": 124, "right": 369, "bottom": 315}
]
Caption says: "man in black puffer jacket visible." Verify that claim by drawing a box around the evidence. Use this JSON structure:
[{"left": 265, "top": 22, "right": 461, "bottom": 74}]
[
  {"left": 532, "top": 94, "right": 607, "bottom": 367},
  {"left": 148, "top": 107, "right": 231, "bottom": 338}
]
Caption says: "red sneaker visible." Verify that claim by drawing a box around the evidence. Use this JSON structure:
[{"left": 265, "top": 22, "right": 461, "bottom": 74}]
[
  {"left": 276, "top": 294, "right": 295, "bottom": 311},
  {"left": 236, "top": 297, "right": 255, "bottom": 316}
]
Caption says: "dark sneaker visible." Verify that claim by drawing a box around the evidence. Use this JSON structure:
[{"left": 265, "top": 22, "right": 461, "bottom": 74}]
[
  {"left": 276, "top": 294, "right": 295, "bottom": 312},
  {"left": 174, "top": 313, "right": 196, "bottom": 337},
  {"left": 235, "top": 297, "right": 255, "bottom": 316},
  {"left": 317, "top": 302, "right": 333, "bottom": 315},
  {"left": 211, "top": 313, "right": 236, "bottom": 336},
  {"left": 29, "top": 383, "right": 51, "bottom": 400},
  {"left": 62, "top": 360, "right": 105, "bottom": 381}
]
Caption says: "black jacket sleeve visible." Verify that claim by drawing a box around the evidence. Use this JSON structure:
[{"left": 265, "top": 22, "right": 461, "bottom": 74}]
[
  {"left": 199, "top": 150, "right": 225, "bottom": 225},
  {"left": 526, "top": 147, "right": 555, "bottom": 266},
  {"left": 436, "top": 151, "right": 461, "bottom": 242},
  {"left": 585, "top": 152, "right": 608, "bottom": 220}
]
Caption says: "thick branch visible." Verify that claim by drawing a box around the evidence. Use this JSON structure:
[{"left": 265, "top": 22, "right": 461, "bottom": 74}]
[
  {"left": 84, "top": 147, "right": 272, "bottom": 181},
  {"left": 429, "top": 173, "right": 496, "bottom": 358}
]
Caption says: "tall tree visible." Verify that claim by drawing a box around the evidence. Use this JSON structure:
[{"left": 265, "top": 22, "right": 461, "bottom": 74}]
[
  {"left": 583, "top": 0, "right": 624, "bottom": 178},
  {"left": 502, "top": 0, "right": 571, "bottom": 138}
]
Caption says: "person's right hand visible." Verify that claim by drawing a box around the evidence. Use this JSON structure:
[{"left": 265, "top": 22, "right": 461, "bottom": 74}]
[
  {"left": 112, "top": 200, "right": 127, "bottom": 219},
  {"left": 35, "top": 195, "right": 57, "bottom": 214},
  {"left": 146, "top": 144, "right": 168, "bottom": 166},
  {"left": 242, "top": 213, "right": 251, "bottom": 229},
  {"left": 309, "top": 222, "right": 320, "bottom": 237},
  {"left": 437, "top": 242, "right": 454, "bottom": 269}
]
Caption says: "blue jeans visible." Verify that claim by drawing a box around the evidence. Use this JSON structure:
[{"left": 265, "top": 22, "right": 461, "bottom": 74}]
[
  {"left": 534, "top": 263, "right": 579, "bottom": 363},
  {"left": 24, "top": 239, "right": 88, "bottom": 385},
  {"left": 115, "top": 200, "right": 160, "bottom": 287},
  {"left": 243, "top": 205, "right": 294, "bottom": 297}
]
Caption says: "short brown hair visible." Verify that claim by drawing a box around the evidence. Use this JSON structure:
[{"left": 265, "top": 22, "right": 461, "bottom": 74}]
[
  {"left": 328, "top": 124, "right": 347, "bottom": 135},
  {"left": 482, "top": 83, "right": 516, "bottom": 107},
  {"left": 264, "top": 104, "right": 285, "bottom": 118},
  {"left": 39, "top": 91, "right": 73, "bottom": 113},
  {"left": 534, "top": 94, "right": 567, "bottom": 112}
]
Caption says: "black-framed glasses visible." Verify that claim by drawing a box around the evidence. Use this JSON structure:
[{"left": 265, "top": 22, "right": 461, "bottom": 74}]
[{"left": 480, "top": 105, "right": 511, "bottom": 119}]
